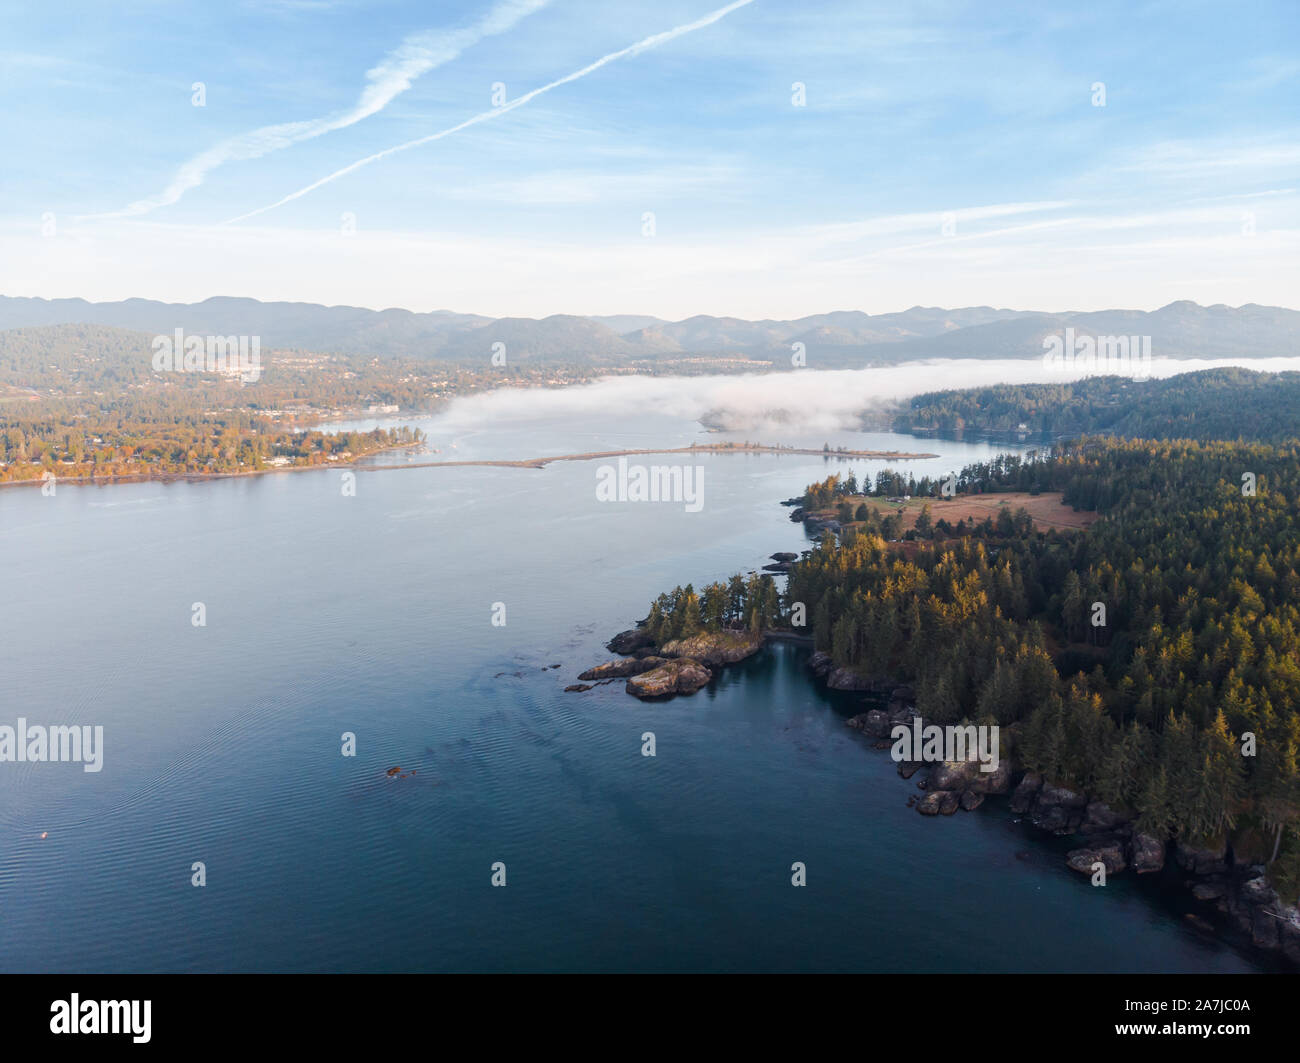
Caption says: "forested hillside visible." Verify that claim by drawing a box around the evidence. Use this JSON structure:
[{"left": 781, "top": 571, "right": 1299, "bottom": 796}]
[
  {"left": 895, "top": 368, "right": 1300, "bottom": 443},
  {"left": 645, "top": 415, "right": 1300, "bottom": 903}
]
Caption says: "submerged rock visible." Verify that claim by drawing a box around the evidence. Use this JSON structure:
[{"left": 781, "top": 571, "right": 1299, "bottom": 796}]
[{"left": 564, "top": 683, "right": 593, "bottom": 693}]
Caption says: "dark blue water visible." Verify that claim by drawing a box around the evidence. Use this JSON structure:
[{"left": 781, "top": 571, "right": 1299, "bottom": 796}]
[{"left": 0, "top": 393, "right": 1272, "bottom": 971}]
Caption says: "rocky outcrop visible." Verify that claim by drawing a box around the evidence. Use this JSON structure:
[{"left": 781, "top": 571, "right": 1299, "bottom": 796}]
[
  {"left": 770, "top": 552, "right": 798, "bottom": 562},
  {"left": 1003, "top": 769, "right": 1296, "bottom": 964},
  {"left": 578, "top": 656, "right": 667, "bottom": 681},
  {"left": 807, "top": 651, "right": 834, "bottom": 678},
  {"left": 595, "top": 624, "right": 765, "bottom": 700},
  {"left": 1009, "top": 771, "right": 1043, "bottom": 813},
  {"left": 1128, "top": 833, "right": 1166, "bottom": 873},
  {"left": 1174, "top": 838, "right": 1230, "bottom": 877},
  {"left": 805, "top": 517, "right": 842, "bottom": 534},
  {"left": 1191, "top": 880, "right": 1229, "bottom": 902},
  {"left": 917, "top": 790, "right": 959, "bottom": 815},
  {"left": 826, "top": 667, "right": 873, "bottom": 691},
  {"left": 1066, "top": 838, "right": 1127, "bottom": 875},
  {"left": 928, "top": 758, "right": 1012, "bottom": 795},
  {"left": 959, "top": 790, "right": 984, "bottom": 811},
  {"left": 846, "top": 709, "right": 893, "bottom": 738},
  {"left": 1079, "top": 801, "right": 1128, "bottom": 836},
  {"left": 607, "top": 628, "right": 655, "bottom": 655},
  {"left": 659, "top": 630, "right": 763, "bottom": 667},
  {"left": 625, "top": 658, "right": 712, "bottom": 698},
  {"left": 564, "top": 683, "right": 593, "bottom": 693},
  {"left": 1277, "top": 907, "right": 1300, "bottom": 964},
  {"left": 1202, "top": 867, "right": 1300, "bottom": 958},
  {"left": 1030, "top": 783, "right": 1088, "bottom": 835}
]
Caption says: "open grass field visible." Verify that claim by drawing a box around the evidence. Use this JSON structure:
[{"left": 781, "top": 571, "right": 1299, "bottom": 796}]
[{"left": 824, "top": 491, "right": 1099, "bottom": 533}]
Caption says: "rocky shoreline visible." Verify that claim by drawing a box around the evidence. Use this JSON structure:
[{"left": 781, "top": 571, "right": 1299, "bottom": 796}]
[
  {"left": 569, "top": 540, "right": 1300, "bottom": 967},
  {"left": 812, "top": 651, "right": 1300, "bottom": 967}
]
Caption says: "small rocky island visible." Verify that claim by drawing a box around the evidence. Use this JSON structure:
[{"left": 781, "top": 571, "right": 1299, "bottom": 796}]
[
  {"left": 578, "top": 626, "right": 765, "bottom": 698},
  {"left": 572, "top": 569, "right": 787, "bottom": 699}
]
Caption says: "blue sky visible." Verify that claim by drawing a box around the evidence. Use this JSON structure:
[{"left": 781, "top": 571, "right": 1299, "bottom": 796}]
[{"left": 1, "top": 0, "right": 1296, "bottom": 317}]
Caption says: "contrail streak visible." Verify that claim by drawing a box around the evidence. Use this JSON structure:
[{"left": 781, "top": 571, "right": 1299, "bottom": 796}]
[
  {"left": 83, "top": 0, "right": 551, "bottom": 220},
  {"left": 224, "top": 0, "right": 755, "bottom": 224}
]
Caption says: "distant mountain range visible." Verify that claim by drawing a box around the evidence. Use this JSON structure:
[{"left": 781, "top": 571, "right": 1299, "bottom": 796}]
[{"left": 0, "top": 296, "right": 1295, "bottom": 366}]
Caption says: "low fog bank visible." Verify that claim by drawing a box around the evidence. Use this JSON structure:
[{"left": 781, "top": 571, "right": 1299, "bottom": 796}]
[{"left": 434, "top": 357, "right": 1300, "bottom": 435}]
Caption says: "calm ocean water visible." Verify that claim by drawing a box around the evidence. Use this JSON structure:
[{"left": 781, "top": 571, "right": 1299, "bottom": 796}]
[{"left": 0, "top": 391, "right": 1275, "bottom": 972}]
